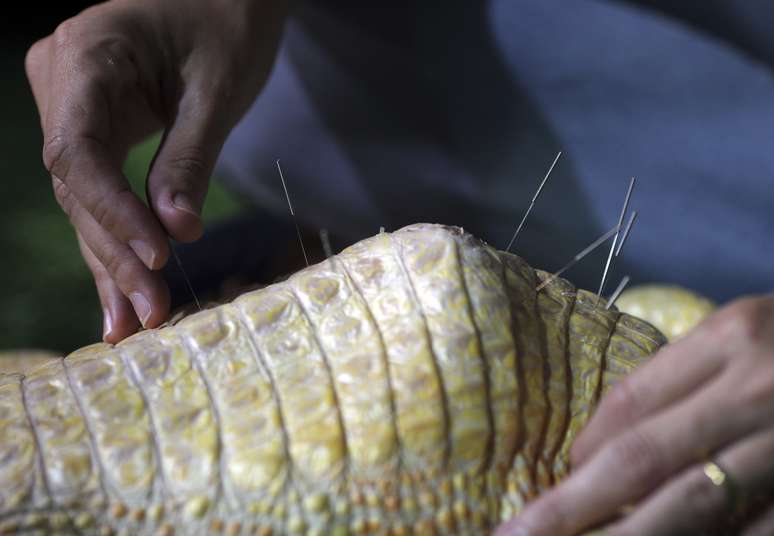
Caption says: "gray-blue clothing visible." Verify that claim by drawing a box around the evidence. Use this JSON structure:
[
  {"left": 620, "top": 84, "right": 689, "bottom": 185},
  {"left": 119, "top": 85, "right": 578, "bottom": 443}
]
[{"left": 216, "top": 1, "right": 774, "bottom": 302}]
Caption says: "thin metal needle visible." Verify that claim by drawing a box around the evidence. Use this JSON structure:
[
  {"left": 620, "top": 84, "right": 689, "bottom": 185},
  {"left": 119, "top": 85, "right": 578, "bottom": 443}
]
[
  {"left": 598, "top": 177, "right": 636, "bottom": 297},
  {"left": 170, "top": 241, "right": 201, "bottom": 311},
  {"left": 605, "top": 275, "right": 631, "bottom": 310},
  {"left": 506, "top": 151, "right": 562, "bottom": 252},
  {"left": 276, "top": 159, "right": 309, "bottom": 267},
  {"left": 146, "top": 186, "right": 201, "bottom": 311},
  {"left": 536, "top": 223, "right": 621, "bottom": 292},
  {"left": 320, "top": 228, "right": 334, "bottom": 259},
  {"left": 615, "top": 210, "right": 638, "bottom": 257},
  {"left": 320, "top": 228, "right": 338, "bottom": 271}
]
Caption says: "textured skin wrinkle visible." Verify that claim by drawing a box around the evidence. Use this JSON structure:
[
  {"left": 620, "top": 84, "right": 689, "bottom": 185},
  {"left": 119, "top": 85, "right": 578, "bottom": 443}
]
[
  {"left": 61, "top": 357, "right": 109, "bottom": 504},
  {"left": 336, "top": 257, "right": 408, "bottom": 525},
  {"left": 230, "top": 303, "right": 296, "bottom": 517},
  {"left": 596, "top": 314, "right": 621, "bottom": 408},
  {"left": 341, "top": 263, "right": 403, "bottom": 486},
  {"left": 115, "top": 343, "right": 167, "bottom": 514},
  {"left": 232, "top": 307, "right": 300, "bottom": 528},
  {"left": 18, "top": 375, "right": 53, "bottom": 508},
  {"left": 176, "top": 328, "right": 226, "bottom": 511},
  {"left": 454, "top": 239, "right": 497, "bottom": 482},
  {"left": 286, "top": 286, "right": 351, "bottom": 491},
  {"left": 0, "top": 224, "right": 667, "bottom": 535},
  {"left": 389, "top": 231, "right": 453, "bottom": 473},
  {"left": 498, "top": 258, "right": 528, "bottom": 492},
  {"left": 527, "top": 277, "right": 569, "bottom": 489},
  {"left": 541, "top": 285, "right": 576, "bottom": 486},
  {"left": 554, "top": 293, "right": 619, "bottom": 481},
  {"left": 63, "top": 343, "right": 158, "bottom": 512},
  {"left": 525, "top": 263, "right": 550, "bottom": 498},
  {"left": 557, "top": 291, "right": 577, "bottom": 484},
  {"left": 496, "top": 254, "right": 548, "bottom": 510}
]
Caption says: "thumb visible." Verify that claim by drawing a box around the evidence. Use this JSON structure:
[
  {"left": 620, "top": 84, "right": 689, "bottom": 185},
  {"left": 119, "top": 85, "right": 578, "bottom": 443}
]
[{"left": 147, "top": 93, "right": 230, "bottom": 243}]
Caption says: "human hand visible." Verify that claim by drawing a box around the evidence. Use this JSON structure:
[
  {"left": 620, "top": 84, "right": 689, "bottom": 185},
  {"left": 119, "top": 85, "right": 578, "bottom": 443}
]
[
  {"left": 497, "top": 295, "right": 774, "bottom": 535},
  {"left": 25, "top": 0, "right": 286, "bottom": 342}
]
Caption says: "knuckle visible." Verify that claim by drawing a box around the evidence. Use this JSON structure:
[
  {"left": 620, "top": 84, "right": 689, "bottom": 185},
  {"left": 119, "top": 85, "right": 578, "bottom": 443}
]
[
  {"left": 91, "top": 188, "right": 135, "bottom": 235},
  {"left": 521, "top": 493, "right": 570, "bottom": 535},
  {"left": 97, "top": 242, "right": 123, "bottom": 277},
  {"left": 740, "top": 362, "right": 774, "bottom": 407},
  {"left": 51, "top": 177, "right": 76, "bottom": 219},
  {"left": 707, "top": 297, "right": 773, "bottom": 348},
  {"left": 607, "top": 428, "right": 664, "bottom": 487},
  {"left": 90, "top": 263, "right": 113, "bottom": 287},
  {"left": 52, "top": 18, "right": 82, "bottom": 51},
  {"left": 42, "top": 135, "right": 71, "bottom": 178},
  {"left": 99, "top": 243, "right": 138, "bottom": 286},
  {"left": 602, "top": 377, "right": 645, "bottom": 421},
  {"left": 51, "top": 13, "right": 126, "bottom": 85},
  {"left": 167, "top": 146, "right": 210, "bottom": 182},
  {"left": 98, "top": 39, "right": 137, "bottom": 80},
  {"left": 25, "top": 39, "right": 47, "bottom": 79}
]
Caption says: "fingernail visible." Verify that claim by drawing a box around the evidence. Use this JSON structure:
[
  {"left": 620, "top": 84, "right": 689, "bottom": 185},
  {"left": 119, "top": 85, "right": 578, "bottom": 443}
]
[
  {"left": 172, "top": 192, "right": 199, "bottom": 217},
  {"left": 129, "top": 240, "right": 157, "bottom": 269},
  {"left": 129, "top": 292, "right": 151, "bottom": 327},
  {"left": 102, "top": 308, "right": 113, "bottom": 340}
]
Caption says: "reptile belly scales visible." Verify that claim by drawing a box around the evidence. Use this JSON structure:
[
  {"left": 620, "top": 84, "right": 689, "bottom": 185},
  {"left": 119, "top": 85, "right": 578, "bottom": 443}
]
[{"left": 0, "top": 224, "right": 665, "bottom": 535}]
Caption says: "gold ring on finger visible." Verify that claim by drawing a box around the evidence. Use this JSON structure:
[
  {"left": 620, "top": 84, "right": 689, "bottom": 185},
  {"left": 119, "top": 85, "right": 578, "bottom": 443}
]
[{"left": 703, "top": 460, "right": 741, "bottom": 515}]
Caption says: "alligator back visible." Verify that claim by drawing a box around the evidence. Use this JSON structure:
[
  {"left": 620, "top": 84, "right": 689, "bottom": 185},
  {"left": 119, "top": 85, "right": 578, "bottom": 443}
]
[{"left": 0, "top": 224, "right": 665, "bottom": 535}]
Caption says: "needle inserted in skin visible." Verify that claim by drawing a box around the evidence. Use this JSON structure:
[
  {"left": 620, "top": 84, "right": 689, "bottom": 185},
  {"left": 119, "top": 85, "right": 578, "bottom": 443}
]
[
  {"left": 605, "top": 275, "right": 631, "bottom": 310},
  {"left": 536, "top": 223, "right": 621, "bottom": 292},
  {"left": 276, "top": 159, "right": 309, "bottom": 267},
  {"left": 320, "top": 228, "right": 334, "bottom": 259},
  {"left": 506, "top": 151, "right": 562, "bottom": 252},
  {"left": 169, "top": 240, "right": 201, "bottom": 311},
  {"left": 615, "top": 210, "right": 638, "bottom": 257},
  {"left": 147, "top": 184, "right": 201, "bottom": 312},
  {"left": 598, "top": 177, "right": 636, "bottom": 297}
]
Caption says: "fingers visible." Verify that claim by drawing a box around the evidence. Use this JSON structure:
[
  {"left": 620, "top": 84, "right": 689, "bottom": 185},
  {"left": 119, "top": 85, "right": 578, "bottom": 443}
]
[
  {"left": 606, "top": 429, "right": 774, "bottom": 535},
  {"left": 69, "top": 189, "right": 170, "bottom": 333},
  {"left": 33, "top": 15, "right": 172, "bottom": 324},
  {"left": 43, "top": 75, "right": 170, "bottom": 269},
  {"left": 498, "top": 370, "right": 757, "bottom": 536},
  {"left": 573, "top": 297, "right": 774, "bottom": 468},
  {"left": 571, "top": 322, "right": 726, "bottom": 467},
  {"left": 25, "top": 11, "right": 179, "bottom": 342},
  {"left": 77, "top": 234, "right": 139, "bottom": 343},
  {"left": 146, "top": 82, "right": 230, "bottom": 242},
  {"left": 40, "top": 70, "right": 173, "bottom": 334}
]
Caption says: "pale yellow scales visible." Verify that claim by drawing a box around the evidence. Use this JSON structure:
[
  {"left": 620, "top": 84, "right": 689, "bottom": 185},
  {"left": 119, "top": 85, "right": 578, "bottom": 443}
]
[{"left": 0, "top": 224, "right": 667, "bottom": 535}]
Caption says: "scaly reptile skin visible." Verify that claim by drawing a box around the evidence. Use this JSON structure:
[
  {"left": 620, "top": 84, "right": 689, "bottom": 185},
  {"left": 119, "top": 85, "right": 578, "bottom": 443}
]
[{"left": 0, "top": 224, "right": 665, "bottom": 535}]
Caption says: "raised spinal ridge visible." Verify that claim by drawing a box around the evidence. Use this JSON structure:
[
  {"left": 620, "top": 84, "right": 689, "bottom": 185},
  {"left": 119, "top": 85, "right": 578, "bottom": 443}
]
[{"left": 0, "top": 224, "right": 665, "bottom": 535}]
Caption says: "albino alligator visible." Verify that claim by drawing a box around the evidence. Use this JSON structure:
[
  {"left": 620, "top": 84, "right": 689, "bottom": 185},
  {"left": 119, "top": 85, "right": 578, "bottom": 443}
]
[{"left": 0, "top": 223, "right": 665, "bottom": 535}]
